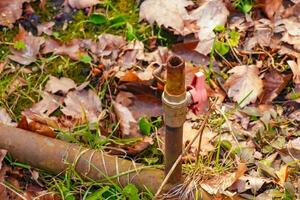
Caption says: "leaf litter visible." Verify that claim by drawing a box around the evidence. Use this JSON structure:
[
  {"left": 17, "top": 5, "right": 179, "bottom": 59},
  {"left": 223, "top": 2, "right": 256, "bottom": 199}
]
[{"left": 1, "top": 0, "right": 300, "bottom": 199}]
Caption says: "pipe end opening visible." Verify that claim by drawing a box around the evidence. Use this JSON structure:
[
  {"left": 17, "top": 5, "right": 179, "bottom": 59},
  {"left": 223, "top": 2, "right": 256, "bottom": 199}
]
[{"left": 167, "top": 56, "right": 184, "bottom": 69}]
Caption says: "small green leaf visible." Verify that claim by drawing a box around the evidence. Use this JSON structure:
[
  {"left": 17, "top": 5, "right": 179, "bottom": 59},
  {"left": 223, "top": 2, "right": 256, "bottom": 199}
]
[
  {"left": 228, "top": 31, "right": 240, "bottom": 47},
  {"left": 126, "top": 23, "right": 136, "bottom": 41},
  {"left": 290, "top": 92, "right": 300, "bottom": 100},
  {"left": 143, "top": 157, "right": 159, "bottom": 165},
  {"left": 89, "top": 13, "right": 108, "bottom": 25},
  {"left": 80, "top": 55, "right": 92, "bottom": 63},
  {"left": 139, "top": 117, "right": 152, "bottom": 136},
  {"left": 86, "top": 186, "right": 110, "bottom": 200},
  {"left": 123, "top": 184, "right": 140, "bottom": 200},
  {"left": 109, "top": 15, "right": 127, "bottom": 28},
  {"left": 214, "top": 25, "right": 225, "bottom": 32},
  {"left": 13, "top": 40, "right": 25, "bottom": 50},
  {"left": 214, "top": 40, "right": 229, "bottom": 55},
  {"left": 241, "top": 3, "right": 252, "bottom": 13}
]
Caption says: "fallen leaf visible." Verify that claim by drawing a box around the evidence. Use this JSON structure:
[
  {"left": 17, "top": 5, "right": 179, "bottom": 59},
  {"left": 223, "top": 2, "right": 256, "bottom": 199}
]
[
  {"left": 172, "top": 41, "right": 209, "bottom": 65},
  {"left": 43, "top": 39, "right": 89, "bottom": 60},
  {"left": 115, "top": 86, "right": 163, "bottom": 119},
  {"left": 37, "top": 22, "right": 55, "bottom": 36},
  {"left": 6, "top": 76, "right": 27, "bottom": 95},
  {"left": 190, "top": 0, "right": 229, "bottom": 55},
  {"left": 0, "top": 0, "right": 29, "bottom": 27},
  {"left": 275, "top": 165, "right": 288, "bottom": 186},
  {"left": 30, "top": 92, "right": 64, "bottom": 116},
  {"left": 61, "top": 89, "right": 102, "bottom": 122},
  {"left": 139, "top": 0, "right": 194, "bottom": 35},
  {"left": 260, "top": 69, "right": 292, "bottom": 104},
  {"left": 67, "top": 0, "right": 99, "bottom": 9},
  {"left": 9, "top": 26, "right": 45, "bottom": 65},
  {"left": 112, "top": 101, "right": 139, "bottom": 137},
  {"left": 118, "top": 40, "right": 146, "bottom": 69},
  {"left": 287, "top": 137, "right": 300, "bottom": 159},
  {"left": 45, "top": 76, "right": 76, "bottom": 95},
  {"left": 183, "top": 122, "right": 217, "bottom": 156},
  {"left": 259, "top": 0, "right": 283, "bottom": 19},
  {"left": 0, "top": 149, "right": 7, "bottom": 170},
  {"left": 0, "top": 108, "right": 16, "bottom": 126},
  {"left": 244, "top": 19, "right": 273, "bottom": 50},
  {"left": 232, "top": 175, "right": 271, "bottom": 194},
  {"left": 200, "top": 163, "right": 246, "bottom": 196},
  {"left": 225, "top": 64, "right": 263, "bottom": 107},
  {"left": 287, "top": 58, "right": 300, "bottom": 98}
]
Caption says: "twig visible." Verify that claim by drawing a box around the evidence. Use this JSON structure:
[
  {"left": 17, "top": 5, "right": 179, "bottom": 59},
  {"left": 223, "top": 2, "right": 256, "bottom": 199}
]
[{"left": 154, "top": 99, "right": 217, "bottom": 198}]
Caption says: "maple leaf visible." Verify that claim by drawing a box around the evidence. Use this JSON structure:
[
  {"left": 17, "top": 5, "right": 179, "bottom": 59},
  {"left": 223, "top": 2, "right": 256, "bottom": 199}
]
[{"left": 225, "top": 64, "right": 263, "bottom": 107}]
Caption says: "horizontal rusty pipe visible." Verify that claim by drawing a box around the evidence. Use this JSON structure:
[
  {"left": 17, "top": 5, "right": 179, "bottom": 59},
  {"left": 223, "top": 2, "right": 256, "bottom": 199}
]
[{"left": 0, "top": 125, "right": 164, "bottom": 192}]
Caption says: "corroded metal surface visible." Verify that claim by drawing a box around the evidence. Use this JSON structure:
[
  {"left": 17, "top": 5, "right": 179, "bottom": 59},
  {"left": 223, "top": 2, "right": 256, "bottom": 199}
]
[
  {"left": 0, "top": 125, "right": 164, "bottom": 192},
  {"left": 162, "top": 55, "right": 186, "bottom": 185}
]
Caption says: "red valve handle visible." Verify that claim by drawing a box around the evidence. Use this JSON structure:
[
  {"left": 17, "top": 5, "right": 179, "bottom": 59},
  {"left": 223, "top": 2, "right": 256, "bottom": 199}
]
[{"left": 188, "top": 72, "right": 208, "bottom": 115}]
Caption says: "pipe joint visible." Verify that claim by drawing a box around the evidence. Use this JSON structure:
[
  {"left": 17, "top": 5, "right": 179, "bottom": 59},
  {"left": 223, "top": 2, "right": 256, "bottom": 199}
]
[{"left": 162, "top": 91, "right": 188, "bottom": 128}]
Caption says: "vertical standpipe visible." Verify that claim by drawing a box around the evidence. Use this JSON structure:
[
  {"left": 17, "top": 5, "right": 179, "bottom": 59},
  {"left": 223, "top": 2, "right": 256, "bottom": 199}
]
[{"left": 162, "top": 56, "right": 187, "bottom": 184}]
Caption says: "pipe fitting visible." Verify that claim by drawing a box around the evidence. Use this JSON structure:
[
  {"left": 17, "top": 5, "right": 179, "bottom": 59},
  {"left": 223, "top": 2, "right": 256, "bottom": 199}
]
[
  {"left": 162, "top": 92, "right": 188, "bottom": 128},
  {"left": 162, "top": 55, "right": 187, "bottom": 128}
]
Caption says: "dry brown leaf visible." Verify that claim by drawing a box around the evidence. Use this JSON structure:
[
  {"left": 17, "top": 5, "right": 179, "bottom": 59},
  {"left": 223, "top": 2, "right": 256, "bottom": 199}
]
[
  {"left": 275, "top": 165, "right": 288, "bottom": 186},
  {"left": 30, "top": 92, "right": 64, "bottom": 116},
  {"left": 9, "top": 26, "right": 45, "bottom": 65},
  {"left": 259, "top": 0, "right": 283, "bottom": 19},
  {"left": 172, "top": 41, "right": 209, "bottom": 65},
  {"left": 67, "top": 0, "right": 99, "bottom": 9},
  {"left": 232, "top": 175, "right": 271, "bottom": 194},
  {"left": 287, "top": 58, "right": 300, "bottom": 93},
  {"left": 61, "top": 89, "right": 102, "bottom": 122},
  {"left": 225, "top": 64, "right": 263, "bottom": 107},
  {"left": 45, "top": 76, "right": 76, "bottom": 95},
  {"left": 42, "top": 39, "right": 87, "bottom": 60},
  {"left": 118, "top": 40, "right": 146, "bottom": 69},
  {"left": 183, "top": 121, "right": 217, "bottom": 155},
  {"left": 0, "top": 149, "right": 7, "bottom": 171},
  {"left": 200, "top": 163, "right": 247, "bottom": 196},
  {"left": 6, "top": 76, "right": 27, "bottom": 95},
  {"left": 112, "top": 101, "right": 138, "bottom": 137},
  {"left": 115, "top": 87, "right": 162, "bottom": 119},
  {"left": 139, "top": 0, "right": 194, "bottom": 35},
  {"left": 118, "top": 70, "right": 142, "bottom": 82},
  {"left": 260, "top": 70, "right": 292, "bottom": 104},
  {"left": 37, "top": 22, "right": 55, "bottom": 36},
  {"left": 0, "top": 0, "right": 30, "bottom": 27},
  {"left": 244, "top": 19, "right": 273, "bottom": 50},
  {"left": 0, "top": 108, "right": 15, "bottom": 127},
  {"left": 191, "top": 0, "right": 229, "bottom": 55}
]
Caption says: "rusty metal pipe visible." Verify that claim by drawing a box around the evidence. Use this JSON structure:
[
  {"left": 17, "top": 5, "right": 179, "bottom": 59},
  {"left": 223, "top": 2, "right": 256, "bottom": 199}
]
[
  {"left": 162, "top": 55, "right": 187, "bottom": 185},
  {"left": 0, "top": 125, "right": 164, "bottom": 192}
]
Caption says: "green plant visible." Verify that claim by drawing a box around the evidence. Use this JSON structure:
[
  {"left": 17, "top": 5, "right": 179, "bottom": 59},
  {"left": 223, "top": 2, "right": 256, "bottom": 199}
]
[
  {"left": 138, "top": 116, "right": 162, "bottom": 136},
  {"left": 232, "top": 0, "right": 253, "bottom": 13},
  {"left": 213, "top": 25, "right": 240, "bottom": 56}
]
